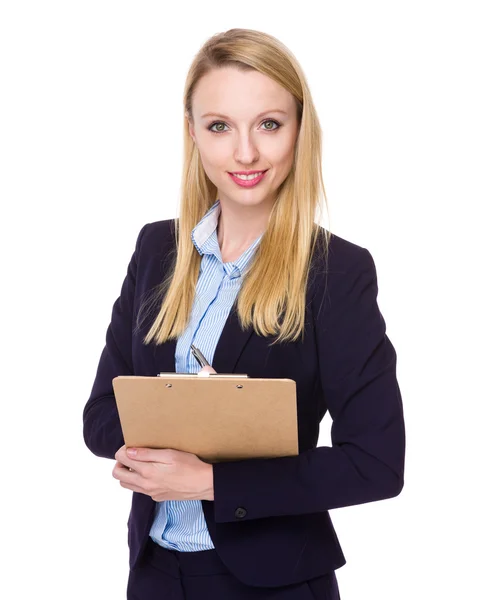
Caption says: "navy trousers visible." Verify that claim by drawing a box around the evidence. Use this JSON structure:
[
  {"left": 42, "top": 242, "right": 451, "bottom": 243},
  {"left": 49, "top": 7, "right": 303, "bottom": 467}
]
[{"left": 127, "top": 537, "right": 341, "bottom": 599}]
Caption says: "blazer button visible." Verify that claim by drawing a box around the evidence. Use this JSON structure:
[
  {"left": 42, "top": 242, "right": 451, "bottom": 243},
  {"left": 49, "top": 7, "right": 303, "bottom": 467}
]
[{"left": 234, "top": 507, "right": 247, "bottom": 519}]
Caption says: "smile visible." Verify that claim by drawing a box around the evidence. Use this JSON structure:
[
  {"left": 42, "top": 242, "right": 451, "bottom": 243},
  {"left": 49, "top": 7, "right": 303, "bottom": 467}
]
[{"left": 228, "top": 170, "right": 268, "bottom": 188}]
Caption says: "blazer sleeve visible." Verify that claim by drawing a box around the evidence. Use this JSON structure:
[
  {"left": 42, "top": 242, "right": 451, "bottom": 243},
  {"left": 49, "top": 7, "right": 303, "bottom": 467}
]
[
  {"left": 212, "top": 247, "right": 406, "bottom": 523},
  {"left": 82, "top": 223, "right": 149, "bottom": 460}
]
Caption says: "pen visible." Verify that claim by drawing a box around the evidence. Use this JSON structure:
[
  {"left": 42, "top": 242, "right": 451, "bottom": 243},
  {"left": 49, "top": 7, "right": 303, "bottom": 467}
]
[{"left": 190, "top": 344, "right": 211, "bottom": 368}]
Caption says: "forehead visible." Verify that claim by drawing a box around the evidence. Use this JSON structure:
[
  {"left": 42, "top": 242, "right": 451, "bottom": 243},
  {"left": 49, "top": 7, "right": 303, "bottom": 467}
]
[{"left": 192, "top": 67, "right": 295, "bottom": 117}]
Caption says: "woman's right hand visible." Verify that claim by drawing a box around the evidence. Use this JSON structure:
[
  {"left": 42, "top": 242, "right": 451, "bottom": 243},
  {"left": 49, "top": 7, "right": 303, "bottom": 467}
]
[{"left": 197, "top": 366, "right": 217, "bottom": 376}]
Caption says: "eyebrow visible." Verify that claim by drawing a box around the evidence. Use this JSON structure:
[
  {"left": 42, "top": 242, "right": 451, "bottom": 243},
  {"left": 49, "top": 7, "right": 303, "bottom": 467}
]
[{"left": 200, "top": 109, "right": 288, "bottom": 120}]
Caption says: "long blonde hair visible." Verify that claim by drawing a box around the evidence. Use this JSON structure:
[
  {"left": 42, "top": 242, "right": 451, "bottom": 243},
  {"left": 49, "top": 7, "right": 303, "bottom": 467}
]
[{"left": 139, "top": 28, "right": 331, "bottom": 346}]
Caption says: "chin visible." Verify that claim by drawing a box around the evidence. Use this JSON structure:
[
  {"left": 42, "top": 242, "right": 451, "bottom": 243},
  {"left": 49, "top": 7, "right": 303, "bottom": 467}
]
[{"left": 223, "top": 193, "right": 274, "bottom": 209}]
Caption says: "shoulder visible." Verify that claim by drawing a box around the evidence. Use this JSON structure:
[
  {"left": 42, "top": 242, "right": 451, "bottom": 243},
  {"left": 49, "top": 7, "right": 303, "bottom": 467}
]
[
  {"left": 309, "top": 226, "right": 378, "bottom": 311},
  {"left": 138, "top": 218, "right": 176, "bottom": 248},
  {"left": 134, "top": 218, "right": 177, "bottom": 264},
  {"left": 312, "top": 226, "right": 375, "bottom": 275},
  {"left": 121, "top": 219, "right": 178, "bottom": 283}
]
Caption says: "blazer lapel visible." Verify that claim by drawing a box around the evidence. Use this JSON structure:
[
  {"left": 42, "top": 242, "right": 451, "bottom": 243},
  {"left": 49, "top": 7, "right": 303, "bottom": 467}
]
[{"left": 212, "top": 303, "right": 255, "bottom": 374}]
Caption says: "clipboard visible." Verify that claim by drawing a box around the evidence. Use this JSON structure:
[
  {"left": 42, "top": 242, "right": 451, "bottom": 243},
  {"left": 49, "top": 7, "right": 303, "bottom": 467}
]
[{"left": 112, "top": 374, "right": 298, "bottom": 463}]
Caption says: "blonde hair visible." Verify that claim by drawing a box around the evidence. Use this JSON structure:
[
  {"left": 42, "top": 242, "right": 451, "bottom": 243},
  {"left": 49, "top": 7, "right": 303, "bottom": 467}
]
[{"left": 139, "top": 28, "right": 331, "bottom": 346}]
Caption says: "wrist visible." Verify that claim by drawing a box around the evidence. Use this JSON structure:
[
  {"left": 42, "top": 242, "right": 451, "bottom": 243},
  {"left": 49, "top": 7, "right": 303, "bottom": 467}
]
[{"left": 201, "top": 463, "right": 214, "bottom": 501}]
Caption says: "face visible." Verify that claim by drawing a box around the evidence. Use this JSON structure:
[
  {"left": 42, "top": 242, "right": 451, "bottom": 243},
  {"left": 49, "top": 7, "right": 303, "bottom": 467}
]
[{"left": 188, "top": 67, "right": 299, "bottom": 211}]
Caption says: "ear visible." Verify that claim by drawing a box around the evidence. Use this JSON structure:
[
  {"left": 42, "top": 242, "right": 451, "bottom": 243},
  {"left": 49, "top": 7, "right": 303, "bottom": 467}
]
[{"left": 186, "top": 112, "right": 196, "bottom": 144}]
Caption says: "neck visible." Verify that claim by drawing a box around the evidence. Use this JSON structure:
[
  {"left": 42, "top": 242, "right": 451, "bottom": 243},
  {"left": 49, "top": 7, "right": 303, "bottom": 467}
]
[{"left": 216, "top": 197, "right": 274, "bottom": 262}]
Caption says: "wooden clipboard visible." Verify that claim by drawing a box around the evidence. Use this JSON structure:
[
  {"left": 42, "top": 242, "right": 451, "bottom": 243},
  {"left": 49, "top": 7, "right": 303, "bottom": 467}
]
[{"left": 112, "top": 374, "right": 298, "bottom": 463}]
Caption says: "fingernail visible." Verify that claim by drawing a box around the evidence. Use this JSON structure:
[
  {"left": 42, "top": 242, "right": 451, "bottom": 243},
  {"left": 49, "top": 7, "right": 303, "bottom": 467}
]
[{"left": 127, "top": 448, "right": 137, "bottom": 456}]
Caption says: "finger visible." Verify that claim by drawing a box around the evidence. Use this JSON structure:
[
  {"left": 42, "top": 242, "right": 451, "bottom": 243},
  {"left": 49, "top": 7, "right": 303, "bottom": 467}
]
[
  {"left": 198, "top": 366, "right": 217, "bottom": 375},
  {"left": 119, "top": 480, "right": 146, "bottom": 494},
  {"left": 125, "top": 447, "right": 177, "bottom": 464},
  {"left": 115, "top": 448, "right": 147, "bottom": 473},
  {"left": 114, "top": 444, "right": 126, "bottom": 462},
  {"left": 112, "top": 460, "right": 143, "bottom": 480},
  {"left": 113, "top": 466, "right": 156, "bottom": 497}
]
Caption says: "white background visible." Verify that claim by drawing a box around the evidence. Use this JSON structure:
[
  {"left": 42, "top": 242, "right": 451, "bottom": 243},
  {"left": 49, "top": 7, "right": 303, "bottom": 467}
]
[{"left": 1, "top": 1, "right": 479, "bottom": 598}]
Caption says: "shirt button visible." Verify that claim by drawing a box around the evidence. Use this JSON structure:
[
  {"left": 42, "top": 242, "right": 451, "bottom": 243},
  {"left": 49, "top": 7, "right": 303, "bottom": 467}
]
[{"left": 234, "top": 507, "right": 247, "bottom": 519}]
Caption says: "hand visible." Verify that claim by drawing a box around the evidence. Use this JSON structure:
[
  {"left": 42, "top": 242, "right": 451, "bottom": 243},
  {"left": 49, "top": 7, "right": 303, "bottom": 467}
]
[
  {"left": 112, "top": 365, "right": 218, "bottom": 501},
  {"left": 197, "top": 365, "right": 217, "bottom": 376},
  {"left": 112, "top": 445, "right": 214, "bottom": 502}
]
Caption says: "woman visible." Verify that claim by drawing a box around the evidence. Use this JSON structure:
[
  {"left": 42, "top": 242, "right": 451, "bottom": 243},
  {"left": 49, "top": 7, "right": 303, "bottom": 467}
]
[{"left": 83, "top": 28, "right": 405, "bottom": 599}]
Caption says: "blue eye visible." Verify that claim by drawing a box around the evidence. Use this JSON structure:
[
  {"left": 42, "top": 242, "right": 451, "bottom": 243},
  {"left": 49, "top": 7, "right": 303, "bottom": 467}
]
[{"left": 208, "top": 119, "right": 281, "bottom": 134}]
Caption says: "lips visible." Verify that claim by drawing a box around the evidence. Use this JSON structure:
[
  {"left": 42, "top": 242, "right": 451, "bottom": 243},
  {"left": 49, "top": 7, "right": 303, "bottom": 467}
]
[
  {"left": 228, "top": 170, "right": 268, "bottom": 176},
  {"left": 228, "top": 170, "right": 268, "bottom": 188}
]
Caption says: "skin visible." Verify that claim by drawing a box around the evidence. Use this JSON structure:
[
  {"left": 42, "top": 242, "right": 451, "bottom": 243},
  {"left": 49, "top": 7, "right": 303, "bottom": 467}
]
[
  {"left": 113, "top": 67, "right": 299, "bottom": 502},
  {"left": 188, "top": 66, "right": 300, "bottom": 262},
  {"left": 113, "top": 367, "right": 217, "bottom": 501}
]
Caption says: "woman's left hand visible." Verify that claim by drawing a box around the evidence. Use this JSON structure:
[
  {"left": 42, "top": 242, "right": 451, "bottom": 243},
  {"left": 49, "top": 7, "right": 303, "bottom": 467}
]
[{"left": 112, "top": 445, "right": 214, "bottom": 502}]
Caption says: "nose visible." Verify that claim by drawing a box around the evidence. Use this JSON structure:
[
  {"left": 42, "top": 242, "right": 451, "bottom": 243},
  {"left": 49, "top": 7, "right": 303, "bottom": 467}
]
[{"left": 234, "top": 131, "right": 260, "bottom": 166}]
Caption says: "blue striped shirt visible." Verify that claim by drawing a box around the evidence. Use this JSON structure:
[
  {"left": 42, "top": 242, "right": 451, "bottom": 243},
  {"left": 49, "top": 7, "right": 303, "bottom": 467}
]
[{"left": 148, "top": 199, "right": 263, "bottom": 551}]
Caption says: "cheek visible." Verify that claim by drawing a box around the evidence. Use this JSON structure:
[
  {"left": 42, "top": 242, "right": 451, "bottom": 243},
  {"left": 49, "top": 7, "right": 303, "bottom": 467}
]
[
  {"left": 266, "top": 131, "right": 297, "bottom": 165},
  {"left": 197, "top": 143, "right": 227, "bottom": 172},
  {"left": 271, "top": 145, "right": 296, "bottom": 175}
]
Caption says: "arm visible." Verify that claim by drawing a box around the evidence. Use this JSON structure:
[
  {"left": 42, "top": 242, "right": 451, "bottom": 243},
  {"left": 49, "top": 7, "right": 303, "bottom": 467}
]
[
  {"left": 212, "top": 248, "right": 405, "bottom": 523},
  {"left": 82, "top": 223, "right": 149, "bottom": 459}
]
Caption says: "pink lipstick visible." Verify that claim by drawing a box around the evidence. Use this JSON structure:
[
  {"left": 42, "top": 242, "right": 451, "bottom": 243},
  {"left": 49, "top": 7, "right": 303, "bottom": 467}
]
[{"left": 228, "top": 170, "right": 268, "bottom": 188}]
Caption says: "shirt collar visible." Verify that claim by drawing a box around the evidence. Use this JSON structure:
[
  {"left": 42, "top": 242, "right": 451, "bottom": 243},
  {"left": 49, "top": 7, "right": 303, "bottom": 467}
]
[{"left": 191, "top": 199, "right": 263, "bottom": 279}]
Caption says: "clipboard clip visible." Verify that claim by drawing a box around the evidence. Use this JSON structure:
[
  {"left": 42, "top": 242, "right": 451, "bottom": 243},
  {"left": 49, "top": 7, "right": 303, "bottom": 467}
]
[{"left": 157, "top": 373, "right": 250, "bottom": 378}]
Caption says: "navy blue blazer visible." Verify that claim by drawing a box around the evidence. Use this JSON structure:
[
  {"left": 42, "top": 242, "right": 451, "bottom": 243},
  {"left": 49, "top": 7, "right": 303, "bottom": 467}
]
[{"left": 83, "top": 218, "right": 405, "bottom": 588}]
